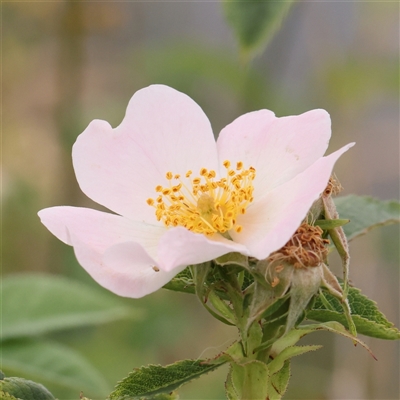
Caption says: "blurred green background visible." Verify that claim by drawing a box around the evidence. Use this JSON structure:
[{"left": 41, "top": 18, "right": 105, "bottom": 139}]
[{"left": 2, "top": 1, "right": 399, "bottom": 399}]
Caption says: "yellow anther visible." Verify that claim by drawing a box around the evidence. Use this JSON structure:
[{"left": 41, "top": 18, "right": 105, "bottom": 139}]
[{"left": 147, "top": 161, "right": 255, "bottom": 236}]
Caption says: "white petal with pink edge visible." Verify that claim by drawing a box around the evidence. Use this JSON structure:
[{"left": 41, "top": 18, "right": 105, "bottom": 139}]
[
  {"left": 70, "top": 235, "right": 181, "bottom": 298},
  {"left": 38, "top": 206, "right": 165, "bottom": 259},
  {"left": 230, "top": 143, "right": 355, "bottom": 260},
  {"left": 217, "top": 109, "right": 331, "bottom": 198},
  {"left": 73, "top": 85, "right": 219, "bottom": 223}
]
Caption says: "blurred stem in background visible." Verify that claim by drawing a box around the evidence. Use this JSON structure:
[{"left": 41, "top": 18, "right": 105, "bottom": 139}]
[{"left": 50, "top": 1, "right": 86, "bottom": 275}]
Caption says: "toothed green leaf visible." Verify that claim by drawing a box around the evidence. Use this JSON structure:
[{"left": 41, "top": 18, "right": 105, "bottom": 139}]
[
  {"left": 0, "top": 377, "right": 55, "bottom": 400},
  {"left": 109, "top": 359, "right": 225, "bottom": 399},
  {"left": 307, "top": 286, "right": 400, "bottom": 340}
]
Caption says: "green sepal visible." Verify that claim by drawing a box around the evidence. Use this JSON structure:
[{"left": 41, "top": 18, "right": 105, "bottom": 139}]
[
  {"left": 268, "top": 345, "right": 322, "bottom": 375},
  {"left": 285, "top": 267, "right": 321, "bottom": 333},
  {"left": 334, "top": 195, "right": 400, "bottom": 241},
  {"left": 230, "top": 360, "right": 270, "bottom": 399},
  {"left": 314, "top": 219, "right": 349, "bottom": 230},
  {"left": 215, "top": 252, "right": 248, "bottom": 268},
  {"left": 216, "top": 343, "right": 270, "bottom": 398},
  {"left": 207, "top": 290, "right": 235, "bottom": 324},
  {"left": 0, "top": 377, "right": 55, "bottom": 400},
  {"left": 224, "top": 368, "right": 239, "bottom": 400},
  {"left": 307, "top": 285, "right": 400, "bottom": 340},
  {"left": 247, "top": 262, "right": 292, "bottom": 330},
  {"left": 108, "top": 359, "right": 226, "bottom": 399},
  {"left": 163, "top": 268, "right": 195, "bottom": 295},
  {"left": 267, "top": 360, "right": 291, "bottom": 400}
]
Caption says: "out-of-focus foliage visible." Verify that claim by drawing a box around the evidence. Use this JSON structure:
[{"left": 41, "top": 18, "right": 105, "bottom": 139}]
[
  {"left": 1, "top": 341, "right": 110, "bottom": 398},
  {"left": 1, "top": 275, "right": 138, "bottom": 398},
  {"left": 223, "top": 0, "right": 294, "bottom": 61},
  {"left": 136, "top": 44, "right": 271, "bottom": 116},
  {"left": 335, "top": 195, "right": 400, "bottom": 241},
  {"left": 2, "top": 274, "right": 137, "bottom": 340}
]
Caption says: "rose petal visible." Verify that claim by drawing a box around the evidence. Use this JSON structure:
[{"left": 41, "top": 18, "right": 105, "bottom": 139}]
[
  {"left": 73, "top": 85, "right": 219, "bottom": 222},
  {"left": 38, "top": 206, "right": 164, "bottom": 259},
  {"left": 157, "top": 227, "right": 250, "bottom": 272},
  {"left": 70, "top": 236, "right": 180, "bottom": 298},
  {"left": 217, "top": 109, "right": 331, "bottom": 197},
  {"left": 230, "top": 143, "right": 355, "bottom": 260}
]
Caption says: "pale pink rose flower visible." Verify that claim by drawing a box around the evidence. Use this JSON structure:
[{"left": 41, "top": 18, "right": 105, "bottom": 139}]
[{"left": 38, "top": 85, "right": 354, "bottom": 298}]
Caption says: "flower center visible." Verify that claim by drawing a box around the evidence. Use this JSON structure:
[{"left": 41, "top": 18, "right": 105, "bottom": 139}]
[{"left": 146, "top": 160, "right": 256, "bottom": 236}]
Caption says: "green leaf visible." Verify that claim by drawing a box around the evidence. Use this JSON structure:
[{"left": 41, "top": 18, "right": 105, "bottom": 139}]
[
  {"left": 215, "top": 252, "right": 248, "bottom": 268},
  {"left": 307, "top": 285, "right": 400, "bottom": 340},
  {"left": 1, "top": 340, "right": 111, "bottom": 397},
  {"left": 334, "top": 195, "right": 400, "bottom": 241},
  {"left": 0, "top": 377, "right": 55, "bottom": 400},
  {"left": 267, "top": 360, "right": 291, "bottom": 400},
  {"left": 269, "top": 321, "right": 375, "bottom": 358},
  {"left": 223, "top": 0, "right": 294, "bottom": 60},
  {"left": 109, "top": 359, "right": 226, "bottom": 399},
  {"left": 1, "top": 274, "right": 136, "bottom": 339},
  {"left": 296, "top": 322, "right": 376, "bottom": 358},
  {"left": 163, "top": 268, "right": 195, "bottom": 295},
  {"left": 268, "top": 345, "right": 322, "bottom": 375},
  {"left": 0, "top": 391, "right": 20, "bottom": 400}
]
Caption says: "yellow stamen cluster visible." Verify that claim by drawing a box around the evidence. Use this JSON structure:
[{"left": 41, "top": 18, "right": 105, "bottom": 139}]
[{"left": 146, "top": 161, "right": 256, "bottom": 235}]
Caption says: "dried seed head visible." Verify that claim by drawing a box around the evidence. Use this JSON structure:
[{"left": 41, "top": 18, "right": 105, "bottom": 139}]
[{"left": 267, "top": 223, "right": 329, "bottom": 269}]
